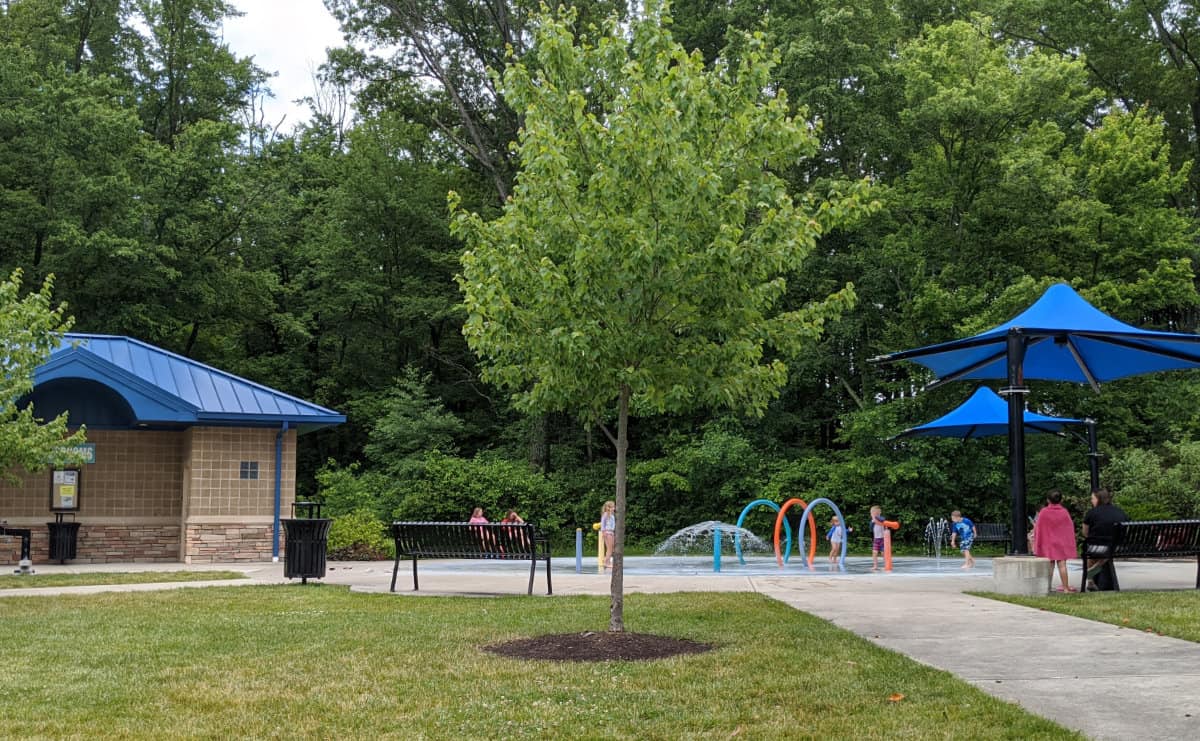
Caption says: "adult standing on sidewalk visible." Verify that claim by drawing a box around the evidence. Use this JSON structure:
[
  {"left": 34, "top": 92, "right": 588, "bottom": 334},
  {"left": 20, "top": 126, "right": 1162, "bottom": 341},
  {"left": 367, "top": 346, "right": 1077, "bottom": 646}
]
[{"left": 1033, "top": 490, "right": 1077, "bottom": 592}]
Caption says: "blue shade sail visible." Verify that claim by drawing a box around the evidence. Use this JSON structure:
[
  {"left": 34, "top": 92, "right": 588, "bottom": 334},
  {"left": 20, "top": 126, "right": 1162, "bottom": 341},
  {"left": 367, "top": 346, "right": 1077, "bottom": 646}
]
[
  {"left": 897, "top": 387, "right": 1082, "bottom": 440},
  {"left": 874, "top": 283, "right": 1200, "bottom": 386}
]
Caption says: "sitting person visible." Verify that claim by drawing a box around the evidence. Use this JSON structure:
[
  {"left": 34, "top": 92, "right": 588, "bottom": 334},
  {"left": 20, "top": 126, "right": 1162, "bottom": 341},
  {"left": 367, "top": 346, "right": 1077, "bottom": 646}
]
[
  {"left": 499, "top": 509, "right": 528, "bottom": 549},
  {"left": 1081, "top": 488, "right": 1129, "bottom": 591},
  {"left": 468, "top": 506, "right": 494, "bottom": 551}
]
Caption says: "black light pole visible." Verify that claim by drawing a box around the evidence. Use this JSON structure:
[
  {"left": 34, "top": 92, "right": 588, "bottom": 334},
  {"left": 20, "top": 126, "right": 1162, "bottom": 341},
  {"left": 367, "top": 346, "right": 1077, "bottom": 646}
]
[
  {"left": 1001, "top": 329, "right": 1029, "bottom": 555},
  {"left": 1085, "top": 419, "right": 1100, "bottom": 492}
]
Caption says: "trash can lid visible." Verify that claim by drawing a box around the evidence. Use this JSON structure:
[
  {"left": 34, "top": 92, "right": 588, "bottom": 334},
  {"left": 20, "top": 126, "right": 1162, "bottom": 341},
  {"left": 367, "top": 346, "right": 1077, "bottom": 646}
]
[{"left": 291, "top": 501, "right": 323, "bottom": 519}]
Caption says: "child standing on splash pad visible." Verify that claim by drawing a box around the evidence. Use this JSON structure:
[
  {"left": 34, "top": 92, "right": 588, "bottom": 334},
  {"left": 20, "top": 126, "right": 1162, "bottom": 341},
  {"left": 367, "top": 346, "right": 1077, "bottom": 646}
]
[
  {"left": 600, "top": 501, "right": 616, "bottom": 569},
  {"left": 870, "top": 506, "right": 886, "bottom": 571},
  {"left": 949, "top": 510, "right": 977, "bottom": 569},
  {"left": 826, "top": 516, "right": 847, "bottom": 564}
]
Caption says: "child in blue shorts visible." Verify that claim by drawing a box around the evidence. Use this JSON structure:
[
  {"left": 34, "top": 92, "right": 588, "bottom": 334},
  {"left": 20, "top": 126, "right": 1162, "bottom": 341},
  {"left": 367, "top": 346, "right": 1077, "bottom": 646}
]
[{"left": 950, "top": 510, "right": 976, "bottom": 569}]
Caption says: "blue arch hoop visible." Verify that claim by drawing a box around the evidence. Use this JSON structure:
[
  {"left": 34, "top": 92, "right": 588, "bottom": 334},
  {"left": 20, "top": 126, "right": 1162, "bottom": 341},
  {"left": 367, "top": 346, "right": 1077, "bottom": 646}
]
[
  {"left": 735, "top": 499, "right": 792, "bottom": 565},
  {"left": 797, "top": 498, "right": 848, "bottom": 571}
]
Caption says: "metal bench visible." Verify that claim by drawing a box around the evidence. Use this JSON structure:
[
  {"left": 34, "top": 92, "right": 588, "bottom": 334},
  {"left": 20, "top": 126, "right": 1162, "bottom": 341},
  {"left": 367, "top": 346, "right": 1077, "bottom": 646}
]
[
  {"left": 0, "top": 524, "right": 32, "bottom": 561},
  {"left": 1081, "top": 520, "right": 1200, "bottom": 592},
  {"left": 389, "top": 522, "right": 552, "bottom": 595},
  {"left": 973, "top": 522, "right": 1010, "bottom": 549}
]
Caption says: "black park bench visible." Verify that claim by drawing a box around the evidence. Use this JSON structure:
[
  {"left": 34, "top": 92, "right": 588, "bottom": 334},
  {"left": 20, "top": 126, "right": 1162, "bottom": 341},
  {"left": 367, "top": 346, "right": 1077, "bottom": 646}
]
[
  {"left": 390, "top": 522, "right": 552, "bottom": 595},
  {"left": 973, "top": 522, "right": 1010, "bottom": 550},
  {"left": 1081, "top": 519, "right": 1200, "bottom": 592},
  {"left": 0, "top": 524, "right": 33, "bottom": 562}
]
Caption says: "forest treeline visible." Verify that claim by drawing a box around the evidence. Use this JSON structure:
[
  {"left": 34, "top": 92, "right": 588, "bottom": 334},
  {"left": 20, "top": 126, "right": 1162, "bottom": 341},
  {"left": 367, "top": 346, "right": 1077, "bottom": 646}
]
[{"left": 5, "top": 0, "right": 1200, "bottom": 549}]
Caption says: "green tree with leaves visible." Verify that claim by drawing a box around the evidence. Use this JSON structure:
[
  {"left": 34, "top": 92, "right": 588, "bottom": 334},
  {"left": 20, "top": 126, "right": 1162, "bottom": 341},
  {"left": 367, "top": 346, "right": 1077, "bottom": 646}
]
[
  {"left": 0, "top": 270, "right": 86, "bottom": 478},
  {"left": 453, "top": 3, "right": 875, "bottom": 631}
]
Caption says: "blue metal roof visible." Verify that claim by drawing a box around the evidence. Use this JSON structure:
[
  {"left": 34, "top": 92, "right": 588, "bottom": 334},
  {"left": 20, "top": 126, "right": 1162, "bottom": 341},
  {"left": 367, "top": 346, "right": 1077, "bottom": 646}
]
[{"left": 33, "top": 334, "right": 345, "bottom": 432}]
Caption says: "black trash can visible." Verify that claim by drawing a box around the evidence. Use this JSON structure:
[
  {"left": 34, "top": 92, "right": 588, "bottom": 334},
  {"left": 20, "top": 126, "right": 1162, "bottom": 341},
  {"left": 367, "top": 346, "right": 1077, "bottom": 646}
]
[
  {"left": 282, "top": 502, "right": 331, "bottom": 584},
  {"left": 47, "top": 520, "right": 81, "bottom": 564}
]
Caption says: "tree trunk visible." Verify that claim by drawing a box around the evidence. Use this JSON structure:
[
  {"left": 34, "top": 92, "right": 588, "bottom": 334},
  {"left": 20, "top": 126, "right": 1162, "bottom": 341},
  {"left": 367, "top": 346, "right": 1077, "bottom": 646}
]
[
  {"left": 184, "top": 321, "right": 200, "bottom": 356},
  {"left": 609, "top": 384, "right": 629, "bottom": 632},
  {"left": 528, "top": 412, "right": 550, "bottom": 473}
]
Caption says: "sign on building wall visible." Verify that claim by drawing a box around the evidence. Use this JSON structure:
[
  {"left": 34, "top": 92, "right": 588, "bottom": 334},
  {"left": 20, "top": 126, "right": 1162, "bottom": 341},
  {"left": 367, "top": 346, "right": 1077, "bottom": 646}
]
[
  {"left": 50, "top": 468, "right": 81, "bottom": 511},
  {"left": 57, "top": 443, "right": 96, "bottom": 464}
]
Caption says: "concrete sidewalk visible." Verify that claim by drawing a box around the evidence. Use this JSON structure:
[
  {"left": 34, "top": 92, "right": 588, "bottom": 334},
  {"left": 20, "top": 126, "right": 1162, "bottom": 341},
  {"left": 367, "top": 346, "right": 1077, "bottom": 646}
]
[
  {"left": 752, "top": 566, "right": 1200, "bottom": 741},
  {"left": 3, "top": 557, "right": 1198, "bottom": 739}
]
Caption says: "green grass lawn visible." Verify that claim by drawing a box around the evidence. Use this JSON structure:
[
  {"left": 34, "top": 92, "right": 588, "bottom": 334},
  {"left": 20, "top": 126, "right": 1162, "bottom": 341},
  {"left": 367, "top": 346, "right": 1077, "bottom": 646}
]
[
  {"left": 982, "top": 590, "right": 1200, "bottom": 644},
  {"left": 0, "top": 586, "right": 1076, "bottom": 739},
  {"left": 0, "top": 570, "right": 244, "bottom": 589}
]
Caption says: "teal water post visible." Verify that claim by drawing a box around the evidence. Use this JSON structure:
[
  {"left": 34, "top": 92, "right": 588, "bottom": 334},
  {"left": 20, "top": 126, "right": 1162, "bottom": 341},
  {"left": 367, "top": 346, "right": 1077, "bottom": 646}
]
[
  {"left": 575, "top": 528, "right": 583, "bottom": 573},
  {"left": 713, "top": 527, "right": 722, "bottom": 572}
]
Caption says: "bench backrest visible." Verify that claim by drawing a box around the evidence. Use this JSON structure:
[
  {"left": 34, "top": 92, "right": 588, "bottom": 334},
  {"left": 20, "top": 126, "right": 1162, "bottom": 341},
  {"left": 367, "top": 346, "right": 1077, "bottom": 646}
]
[
  {"left": 974, "top": 523, "right": 1009, "bottom": 541},
  {"left": 1113, "top": 520, "right": 1200, "bottom": 557},
  {"left": 391, "top": 522, "right": 542, "bottom": 558}
]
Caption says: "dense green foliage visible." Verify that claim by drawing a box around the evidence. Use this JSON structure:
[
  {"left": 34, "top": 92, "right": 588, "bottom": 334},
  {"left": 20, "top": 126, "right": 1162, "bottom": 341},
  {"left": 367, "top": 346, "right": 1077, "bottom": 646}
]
[
  {"left": 0, "top": 269, "right": 86, "bottom": 477},
  {"left": 326, "top": 509, "right": 394, "bottom": 560},
  {"left": 5, "top": 1, "right": 1200, "bottom": 555}
]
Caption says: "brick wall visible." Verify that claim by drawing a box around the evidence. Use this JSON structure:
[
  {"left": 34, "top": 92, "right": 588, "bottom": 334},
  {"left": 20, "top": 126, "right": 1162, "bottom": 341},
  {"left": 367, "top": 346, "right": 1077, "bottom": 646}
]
[
  {"left": 0, "top": 425, "right": 300, "bottom": 565},
  {"left": 0, "top": 429, "right": 182, "bottom": 518},
  {"left": 183, "top": 427, "right": 295, "bottom": 518},
  {"left": 181, "top": 427, "right": 296, "bottom": 562}
]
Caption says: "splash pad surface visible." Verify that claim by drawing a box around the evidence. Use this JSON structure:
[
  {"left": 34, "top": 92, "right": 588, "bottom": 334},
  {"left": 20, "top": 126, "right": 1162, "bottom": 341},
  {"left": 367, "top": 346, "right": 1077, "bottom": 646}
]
[
  {"left": 596, "top": 555, "right": 995, "bottom": 577},
  {"left": 407, "top": 555, "right": 997, "bottom": 578}
]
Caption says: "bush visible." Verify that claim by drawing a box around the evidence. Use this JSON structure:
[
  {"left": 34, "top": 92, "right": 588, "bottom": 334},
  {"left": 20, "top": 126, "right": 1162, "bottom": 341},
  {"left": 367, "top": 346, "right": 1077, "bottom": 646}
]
[
  {"left": 316, "top": 460, "right": 403, "bottom": 522},
  {"left": 327, "top": 510, "right": 394, "bottom": 560},
  {"left": 1102, "top": 446, "right": 1196, "bottom": 520},
  {"left": 390, "top": 451, "right": 571, "bottom": 543},
  {"left": 628, "top": 428, "right": 773, "bottom": 543}
]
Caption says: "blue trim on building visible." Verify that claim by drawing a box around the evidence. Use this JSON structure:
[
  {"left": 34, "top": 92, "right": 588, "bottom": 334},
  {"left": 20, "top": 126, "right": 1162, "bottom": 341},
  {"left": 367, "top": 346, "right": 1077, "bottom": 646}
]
[{"left": 273, "top": 421, "right": 289, "bottom": 560}]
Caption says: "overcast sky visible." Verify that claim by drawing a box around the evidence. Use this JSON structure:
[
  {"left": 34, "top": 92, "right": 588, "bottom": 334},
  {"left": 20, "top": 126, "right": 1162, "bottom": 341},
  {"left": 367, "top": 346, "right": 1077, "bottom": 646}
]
[{"left": 223, "top": 0, "right": 346, "bottom": 129}]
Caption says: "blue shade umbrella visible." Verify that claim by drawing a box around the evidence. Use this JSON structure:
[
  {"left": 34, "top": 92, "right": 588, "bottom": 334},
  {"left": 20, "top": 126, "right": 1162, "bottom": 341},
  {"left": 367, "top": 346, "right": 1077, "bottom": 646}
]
[
  {"left": 876, "top": 284, "right": 1200, "bottom": 391},
  {"left": 873, "top": 284, "right": 1200, "bottom": 553},
  {"left": 896, "top": 387, "right": 1083, "bottom": 440},
  {"left": 896, "top": 387, "right": 1100, "bottom": 490}
]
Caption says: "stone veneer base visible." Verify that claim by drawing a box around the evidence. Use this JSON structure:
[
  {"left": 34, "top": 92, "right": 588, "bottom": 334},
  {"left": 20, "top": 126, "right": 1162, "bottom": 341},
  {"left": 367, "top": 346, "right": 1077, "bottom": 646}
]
[
  {"left": 0, "top": 524, "right": 181, "bottom": 564},
  {"left": 185, "top": 523, "right": 274, "bottom": 563}
]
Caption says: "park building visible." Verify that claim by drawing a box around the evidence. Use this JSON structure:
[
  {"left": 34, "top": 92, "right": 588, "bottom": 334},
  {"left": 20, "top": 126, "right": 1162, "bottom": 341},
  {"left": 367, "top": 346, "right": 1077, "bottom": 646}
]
[{"left": 0, "top": 334, "right": 344, "bottom": 565}]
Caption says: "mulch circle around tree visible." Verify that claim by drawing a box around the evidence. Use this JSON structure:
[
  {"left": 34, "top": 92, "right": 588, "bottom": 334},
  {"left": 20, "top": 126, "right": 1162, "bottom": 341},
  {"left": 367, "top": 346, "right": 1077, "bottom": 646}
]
[{"left": 484, "top": 631, "right": 714, "bottom": 662}]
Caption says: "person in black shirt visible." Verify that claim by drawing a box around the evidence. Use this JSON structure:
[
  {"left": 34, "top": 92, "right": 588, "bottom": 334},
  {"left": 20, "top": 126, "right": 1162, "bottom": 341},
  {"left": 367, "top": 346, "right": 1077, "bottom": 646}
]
[{"left": 1082, "top": 488, "right": 1129, "bottom": 590}]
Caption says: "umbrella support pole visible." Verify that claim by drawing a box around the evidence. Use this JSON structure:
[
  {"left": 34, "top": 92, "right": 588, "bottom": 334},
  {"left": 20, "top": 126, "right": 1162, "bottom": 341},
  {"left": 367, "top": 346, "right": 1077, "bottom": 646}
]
[
  {"left": 1085, "top": 419, "right": 1101, "bottom": 491},
  {"left": 1002, "top": 329, "right": 1030, "bottom": 556}
]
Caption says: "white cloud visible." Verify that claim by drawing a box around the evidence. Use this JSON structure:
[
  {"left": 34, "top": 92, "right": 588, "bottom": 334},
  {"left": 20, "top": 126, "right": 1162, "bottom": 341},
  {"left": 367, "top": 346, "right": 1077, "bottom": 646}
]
[{"left": 223, "top": 0, "right": 346, "bottom": 129}]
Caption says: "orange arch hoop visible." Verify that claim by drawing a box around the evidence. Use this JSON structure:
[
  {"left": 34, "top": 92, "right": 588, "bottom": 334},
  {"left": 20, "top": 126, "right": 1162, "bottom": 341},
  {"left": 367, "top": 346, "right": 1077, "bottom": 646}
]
[{"left": 774, "top": 498, "right": 818, "bottom": 567}]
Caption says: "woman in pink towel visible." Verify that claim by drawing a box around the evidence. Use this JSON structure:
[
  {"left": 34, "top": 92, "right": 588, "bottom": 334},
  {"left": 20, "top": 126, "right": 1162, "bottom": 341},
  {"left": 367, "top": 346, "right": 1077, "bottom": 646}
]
[{"left": 1033, "top": 490, "right": 1078, "bottom": 592}]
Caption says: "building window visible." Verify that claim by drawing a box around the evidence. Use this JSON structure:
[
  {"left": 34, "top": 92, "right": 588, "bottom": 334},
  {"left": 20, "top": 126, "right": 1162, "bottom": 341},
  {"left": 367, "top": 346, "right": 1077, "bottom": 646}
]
[{"left": 240, "top": 461, "right": 259, "bottom": 480}]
